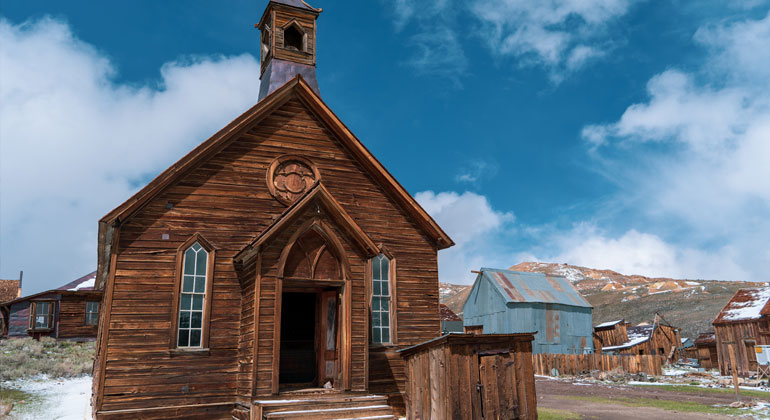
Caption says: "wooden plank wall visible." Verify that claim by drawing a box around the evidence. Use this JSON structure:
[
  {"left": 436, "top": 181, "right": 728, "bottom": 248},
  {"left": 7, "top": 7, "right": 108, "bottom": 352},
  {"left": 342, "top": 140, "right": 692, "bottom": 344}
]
[
  {"left": 532, "top": 353, "right": 662, "bottom": 376},
  {"left": 594, "top": 323, "right": 628, "bottom": 349},
  {"left": 403, "top": 337, "right": 536, "bottom": 420},
  {"left": 714, "top": 319, "right": 770, "bottom": 377},
  {"left": 97, "top": 96, "right": 441, "bottom": 415},
  {"left": 58, "top": 294, "right": 101, "bottom": 340}
]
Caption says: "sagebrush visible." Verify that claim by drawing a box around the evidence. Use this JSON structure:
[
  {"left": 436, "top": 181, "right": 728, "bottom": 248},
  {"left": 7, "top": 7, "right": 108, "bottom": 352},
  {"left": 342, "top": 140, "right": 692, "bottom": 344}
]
[{"left": 0, "top": 337, "right": 94, "bottom": 380}]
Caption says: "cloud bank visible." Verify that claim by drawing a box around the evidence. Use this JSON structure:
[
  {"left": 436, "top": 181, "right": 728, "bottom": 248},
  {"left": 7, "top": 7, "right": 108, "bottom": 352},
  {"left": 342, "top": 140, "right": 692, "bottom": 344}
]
[{"left": 0, "top": 17, "right": 260, "bottom": 293}]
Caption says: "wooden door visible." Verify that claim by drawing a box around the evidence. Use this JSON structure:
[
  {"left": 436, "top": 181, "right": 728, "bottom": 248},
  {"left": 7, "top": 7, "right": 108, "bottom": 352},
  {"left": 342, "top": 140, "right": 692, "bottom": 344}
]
[
  {"left": 478, "top": 352, "right": 519, "bottom": 419},
  {"left": 318, "top": 290, "right": 339, "bottom": 387}
]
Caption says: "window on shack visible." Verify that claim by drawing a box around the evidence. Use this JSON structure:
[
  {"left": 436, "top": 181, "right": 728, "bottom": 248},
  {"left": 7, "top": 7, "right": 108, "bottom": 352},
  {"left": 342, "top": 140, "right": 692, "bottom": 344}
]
[
  {"left": 29, "top": 301, "right": 54, "bottom": 330},
  {"left": 85, "top": 301, "right": 99, "bottom": 325}
]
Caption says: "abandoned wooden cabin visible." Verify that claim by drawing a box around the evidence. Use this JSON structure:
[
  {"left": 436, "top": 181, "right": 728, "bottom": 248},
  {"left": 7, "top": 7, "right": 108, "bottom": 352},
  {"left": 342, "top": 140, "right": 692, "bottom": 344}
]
[
  {"left": 90, "top": 1, "right": 456, "bottom": 419},
  {"left": 693, "top": 332, "right": 718, "bottom": 370},
  {"left": 0, "top": 274, "right": 23, "bottom": 337},
  {"left": 463, "top": 268, "right": 593, "bottom": 354},
  {"left": 1, "top": 272, "right": 101, "bottom": 341},
  {"left": 598, "top": 320, "right": 682, "bottom": 361},
  {"left": 592, "top": 319, "right": 628, "bottom": 352},
  {"left": 399, "top": 333, "right": 538, "bottom": 420},
  {"left": 712, "top": 287, "right": 770, "bottom": 377},
  {"left": 440, "top": 303, "right": 463, "bottom": 334}
]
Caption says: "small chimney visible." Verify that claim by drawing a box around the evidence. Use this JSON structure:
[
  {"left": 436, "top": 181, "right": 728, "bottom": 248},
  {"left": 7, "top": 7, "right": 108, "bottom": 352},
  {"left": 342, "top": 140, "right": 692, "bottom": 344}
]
[{"left": 257, "top": 0, "right": 322, "bottom": 101}]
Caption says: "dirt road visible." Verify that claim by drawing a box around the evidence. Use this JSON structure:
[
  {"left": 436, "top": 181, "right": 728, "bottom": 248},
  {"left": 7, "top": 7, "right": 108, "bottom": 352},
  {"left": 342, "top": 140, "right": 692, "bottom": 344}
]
[{"left": 536, "top": 377, "right": 766, "bottom": 419}]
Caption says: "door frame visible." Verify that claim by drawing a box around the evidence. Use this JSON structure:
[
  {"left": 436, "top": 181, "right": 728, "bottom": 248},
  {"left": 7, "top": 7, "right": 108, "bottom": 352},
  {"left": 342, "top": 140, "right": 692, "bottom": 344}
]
[{"left": 270, "top": 218, "right": 352, "bottom": 394}]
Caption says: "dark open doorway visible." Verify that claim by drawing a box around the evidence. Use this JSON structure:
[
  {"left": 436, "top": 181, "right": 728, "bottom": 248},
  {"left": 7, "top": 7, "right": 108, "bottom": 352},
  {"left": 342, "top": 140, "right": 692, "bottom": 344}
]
[{"left": 279, "top": 292, "right": 317, "bottom": 387}]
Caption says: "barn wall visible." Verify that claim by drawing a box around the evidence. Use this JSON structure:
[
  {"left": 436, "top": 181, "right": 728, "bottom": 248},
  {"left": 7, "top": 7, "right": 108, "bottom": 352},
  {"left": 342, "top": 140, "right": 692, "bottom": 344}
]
[
  {"left": 714, "top": 319, "right": 770, "bottom": 377},
  {"left": 97, "top": 96, "right": 441, "bottom": 416},
  {"left": 7, "top": 293, "right": 61, "bottom": 338},
  {"left": 463, "top": 286, "right": 593, "bottom": 355}
]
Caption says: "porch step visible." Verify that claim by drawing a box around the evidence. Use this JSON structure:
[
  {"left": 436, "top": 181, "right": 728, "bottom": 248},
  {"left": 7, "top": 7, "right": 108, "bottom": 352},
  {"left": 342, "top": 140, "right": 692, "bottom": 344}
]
[{"left": 256, "top": 394, "right": 397, "bottom": 420}]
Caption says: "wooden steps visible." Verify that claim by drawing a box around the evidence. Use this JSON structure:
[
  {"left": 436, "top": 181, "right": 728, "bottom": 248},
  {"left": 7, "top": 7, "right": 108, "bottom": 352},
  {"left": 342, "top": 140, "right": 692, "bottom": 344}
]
[{"left": 254, "top": 394, "right": 397, "bottom": 420}]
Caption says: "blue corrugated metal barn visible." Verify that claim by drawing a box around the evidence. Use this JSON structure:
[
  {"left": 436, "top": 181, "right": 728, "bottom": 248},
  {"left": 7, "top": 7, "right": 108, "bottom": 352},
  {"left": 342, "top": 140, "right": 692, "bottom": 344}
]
[{"left": 462, "top": 268, "right": 594, "bottom": 354}]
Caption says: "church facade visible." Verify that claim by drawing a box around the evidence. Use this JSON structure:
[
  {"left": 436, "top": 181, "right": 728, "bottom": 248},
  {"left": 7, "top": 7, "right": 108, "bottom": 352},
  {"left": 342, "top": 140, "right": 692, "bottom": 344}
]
[{"left": 90, "top": 1, "right": 453, "bottom": 418}]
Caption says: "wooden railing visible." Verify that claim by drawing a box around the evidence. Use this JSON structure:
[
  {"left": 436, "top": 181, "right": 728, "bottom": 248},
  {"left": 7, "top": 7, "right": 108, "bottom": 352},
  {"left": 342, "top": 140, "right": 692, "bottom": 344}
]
[{"left": 532, "top": 353, "right": 662, "bottom": 377}]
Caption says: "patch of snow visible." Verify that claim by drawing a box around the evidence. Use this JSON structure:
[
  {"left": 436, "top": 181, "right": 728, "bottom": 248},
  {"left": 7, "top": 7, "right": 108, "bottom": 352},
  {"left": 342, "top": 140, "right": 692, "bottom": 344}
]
[
  {"left": 2, "top": 375, "right": 92, "bottom": 420},
  {"left": 69, "top": 276, "right": 95, "bottom": 291},
  {"left": 648, "top": 289, "right": 672, "bottom": 295},
  {"left": 723, "top": 288, "right": 770, "bottom": 321},
  {"left": 685, "top": 281, "right": 700, "bottom": 286},
  {"left": 595, "top": 319, "right": 623, "bottom": 328}
]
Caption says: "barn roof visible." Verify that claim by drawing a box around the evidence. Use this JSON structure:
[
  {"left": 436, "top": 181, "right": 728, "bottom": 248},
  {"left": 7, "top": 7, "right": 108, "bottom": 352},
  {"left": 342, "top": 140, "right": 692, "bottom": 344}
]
[
  {"left": 270, "top": 0, "right": 320, "bottom": 11},
  {"left": 694, "top": 332, "right": 716, "bottom": 346},
  {"left": 56, "top": 271, "right": 97, "bottom": 291},
  {"left": 440, "top": 304, "right": 462, "bottom": 322},
  {"left": 713, "top": 288, "right": 770, "bottom": 324},
  {"left": 602, "top": 325, "right": 654, "bottom": 351},
  {"left": 595, "top": 319, "right": 624, "bottom": 329},
  {"left": 0, "top": 279, "right": 21, "bottom": 304},
  {"left": 477, "top": 268, "right": 592, "bottom": 308}
]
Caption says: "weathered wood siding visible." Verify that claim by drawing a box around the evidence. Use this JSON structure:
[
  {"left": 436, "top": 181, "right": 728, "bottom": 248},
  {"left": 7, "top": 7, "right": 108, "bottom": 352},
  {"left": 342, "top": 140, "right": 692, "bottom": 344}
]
[
  {"left": 714, "top": 319, "right": 770, "bottom": 377},
  {"left": 58, "top": 294, "right": 101, "bottom": 340},
  {"left": 98, "top": 96, "right": 440, "bottom": 416},
  {"left": 533, "top": 353, "right": 662, "bottom": 376},
  {"left": 401, "top": 334, "right": 537, "bottom": 420}
]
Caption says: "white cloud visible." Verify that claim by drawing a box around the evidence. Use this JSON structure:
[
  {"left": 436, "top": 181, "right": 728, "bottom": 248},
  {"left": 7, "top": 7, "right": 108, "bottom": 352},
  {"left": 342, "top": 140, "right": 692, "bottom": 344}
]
[
  {"left": 574, "top": 11, "right": 770, "bottom": 282},
  {"left": 416, "top": 191, "right": 515, "bottom": 284},
  {"left": 0, "top": 17, "right": 260, "bottom": 293},
  {"left": 470, "top": 0, "right": 637, "bottom": 80}
]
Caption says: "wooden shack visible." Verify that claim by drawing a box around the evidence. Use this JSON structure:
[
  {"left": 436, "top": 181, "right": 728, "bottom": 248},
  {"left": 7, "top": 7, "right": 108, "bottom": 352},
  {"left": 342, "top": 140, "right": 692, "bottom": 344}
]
[
  {"left": 712, "top": 288, "right": 770, "bottom": 376},
  {"left": 1, "top": 272, "right": 101, "bottom": 341},
  {"left": 592, "top": 319, "right": 628, "bottom": 352},
  {"left": 399, "top": 333, "right": 537, "bottom": 420},
  {"left": 0, "top": 274, "right": 23, "bottom": 337},
  {"left": 440, "top": 304, "right": 463, "bottom": 334},
  {"left": 463, "top": 268, "right": 593, "bottom": 354},
  {"left": 693, "top": 332, "right": 718, "bottom": 370},
  {"left": 90, "top": 1, "right": 454, "bottom": 418},
  {"left": 595, "top": 314, "right": 682, "bottom": 362}
]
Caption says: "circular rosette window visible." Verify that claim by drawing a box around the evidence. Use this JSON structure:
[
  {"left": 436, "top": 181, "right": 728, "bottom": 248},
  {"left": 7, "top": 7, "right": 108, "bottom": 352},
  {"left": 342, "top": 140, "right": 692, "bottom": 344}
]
[{"left": 267, "top": 155, "right": 320, "bottom": 205}]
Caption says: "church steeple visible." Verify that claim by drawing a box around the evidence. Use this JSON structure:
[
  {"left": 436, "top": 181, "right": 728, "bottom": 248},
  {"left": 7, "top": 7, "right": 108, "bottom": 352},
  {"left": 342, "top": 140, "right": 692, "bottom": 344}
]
[{"left": 257, "top": 0, "right": 322, "bottom": 101}]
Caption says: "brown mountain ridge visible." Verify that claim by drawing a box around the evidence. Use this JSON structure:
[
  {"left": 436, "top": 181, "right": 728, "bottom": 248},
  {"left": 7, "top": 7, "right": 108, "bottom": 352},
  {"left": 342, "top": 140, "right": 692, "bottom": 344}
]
[{"left": 439, "top": 262, "right": 763, "bottom": 340}]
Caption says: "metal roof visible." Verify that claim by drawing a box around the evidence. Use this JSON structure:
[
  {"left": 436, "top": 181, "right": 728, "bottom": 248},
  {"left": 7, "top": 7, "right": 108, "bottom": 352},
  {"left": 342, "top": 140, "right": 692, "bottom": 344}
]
[
  {"left": 713, "top": 288, "right": 770, "bottom": 324},
  {"left": 56, "top": 271, "right": 97, "bottom": 291},
  {"left": 270, "top": 0, "right": 320, "bottom": 12},
  {"left": 479, "top": 268, "right": 592, "bottom": 308}
]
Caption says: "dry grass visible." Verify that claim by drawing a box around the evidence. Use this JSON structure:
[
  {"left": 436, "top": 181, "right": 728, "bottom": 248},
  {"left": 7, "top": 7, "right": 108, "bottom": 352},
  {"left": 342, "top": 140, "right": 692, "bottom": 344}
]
[{"left": 0, "top": 337, "right": 94, "bottom": 381}]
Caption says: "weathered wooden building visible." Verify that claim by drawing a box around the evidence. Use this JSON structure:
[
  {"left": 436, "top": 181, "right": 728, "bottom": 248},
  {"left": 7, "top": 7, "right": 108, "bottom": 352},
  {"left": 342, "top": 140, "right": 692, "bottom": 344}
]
[
  {"left": 713, "top": 288, "right": 770, "bottom": 376},
  {"left": 599, "top": 320, "right": 682, "bottom": 361},
  {"left": 1, "top": 272, "right": 101, "bottom": 341},
  {"left": 693, "top": 332, "right": 718, "bottom": 370},
  {"left": 90, "top": 1, "right": 455, "bottom": 419},
  {"left": 592, "top": 319, "right": 628, "bottom": 352},
  {"left": 440, "top": 303, "right": 463, "bottom": 334},
  {"left": 0, "top": 274, "right": 23, "bottom": 337},
  {"left": 463, "top": 268, "right": 593, "bottom": 354},
  {"left": 399, "top": 333, "right": 537, "bottom": 420}
]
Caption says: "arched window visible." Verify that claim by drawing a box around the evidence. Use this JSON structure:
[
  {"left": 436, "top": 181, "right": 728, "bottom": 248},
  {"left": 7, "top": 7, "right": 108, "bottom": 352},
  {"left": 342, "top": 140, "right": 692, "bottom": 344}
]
[
  {"left": 371, "top": 254, "right": 392, "bottom": 344},
  {"left": 175, "top": 239, "right": 214, "bottom": 349}
]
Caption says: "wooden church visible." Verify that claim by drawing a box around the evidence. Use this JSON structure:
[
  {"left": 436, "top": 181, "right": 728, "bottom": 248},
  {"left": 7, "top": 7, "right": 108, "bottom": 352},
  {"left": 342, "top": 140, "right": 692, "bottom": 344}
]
[{"left": 90, "top": 1, "right": 454, "bottom": 419}]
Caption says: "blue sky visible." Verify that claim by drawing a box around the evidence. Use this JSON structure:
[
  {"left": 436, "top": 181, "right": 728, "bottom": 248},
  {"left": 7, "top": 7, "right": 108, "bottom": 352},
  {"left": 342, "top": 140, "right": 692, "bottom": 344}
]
[{"left": 2, "top": 0, "right": 770, "bottom": 293}]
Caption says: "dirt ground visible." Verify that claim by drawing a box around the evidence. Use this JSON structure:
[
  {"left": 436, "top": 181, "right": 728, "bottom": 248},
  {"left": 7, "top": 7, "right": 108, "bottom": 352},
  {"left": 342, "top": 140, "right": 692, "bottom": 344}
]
[{"left": 536, "top": 377, "right": 766, "bottom": 419}]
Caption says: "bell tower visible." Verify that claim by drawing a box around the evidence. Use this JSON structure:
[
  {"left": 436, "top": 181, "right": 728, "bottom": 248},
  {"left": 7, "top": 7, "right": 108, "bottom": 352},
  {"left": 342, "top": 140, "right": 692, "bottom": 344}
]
[{"left": 257, "top": 0, "right": 322, "bottom": 100}]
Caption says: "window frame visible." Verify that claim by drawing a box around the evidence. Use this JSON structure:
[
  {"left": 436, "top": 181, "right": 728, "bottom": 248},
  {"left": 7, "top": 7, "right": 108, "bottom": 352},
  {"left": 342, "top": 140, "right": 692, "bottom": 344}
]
[
  {"left": 169, "top": 234, "right": 216, "bottom": 352},
  {"left": 29, "top": 300, "right": 56, "bottom": 331},
  {"left": 369, "top": 247, "right": 397, "bottom": 346},
  {"left": 85, "top": 301, "right": 99, "bottom": 326}
]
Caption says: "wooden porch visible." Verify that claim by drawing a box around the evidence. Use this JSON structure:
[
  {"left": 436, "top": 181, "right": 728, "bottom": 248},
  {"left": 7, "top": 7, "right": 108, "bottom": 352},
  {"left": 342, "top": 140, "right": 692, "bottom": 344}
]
[{"left": 233, "top": 390, "right": 397, "bottom": 420}]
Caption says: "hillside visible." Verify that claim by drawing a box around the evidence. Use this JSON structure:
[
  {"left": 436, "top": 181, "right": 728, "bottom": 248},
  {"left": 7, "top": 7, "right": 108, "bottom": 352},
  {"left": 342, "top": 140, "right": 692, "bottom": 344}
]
[{"left": 440, "top": 262, "right": 764, "bottom": 340}]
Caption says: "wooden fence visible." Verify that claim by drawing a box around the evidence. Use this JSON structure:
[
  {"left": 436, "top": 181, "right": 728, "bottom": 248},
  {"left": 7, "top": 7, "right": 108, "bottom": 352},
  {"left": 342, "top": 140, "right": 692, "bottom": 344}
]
[{"left": 533, "top": 353, "right": 662, "bottom": 377}]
